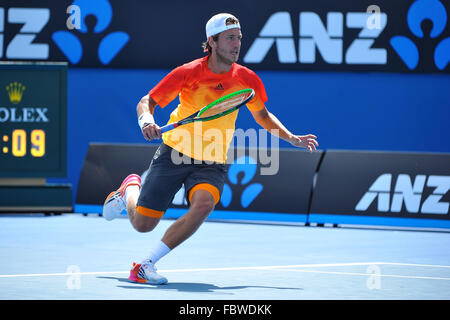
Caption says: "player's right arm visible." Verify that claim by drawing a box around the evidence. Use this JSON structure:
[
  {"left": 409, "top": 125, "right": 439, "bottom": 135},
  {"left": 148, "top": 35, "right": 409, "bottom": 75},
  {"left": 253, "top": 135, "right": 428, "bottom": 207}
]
[
  {"left": 137, "top": 62, "right": 190, "bottom": 141},
  {"left": 137, "top": 94, "right": 162, "bottom": 140}
]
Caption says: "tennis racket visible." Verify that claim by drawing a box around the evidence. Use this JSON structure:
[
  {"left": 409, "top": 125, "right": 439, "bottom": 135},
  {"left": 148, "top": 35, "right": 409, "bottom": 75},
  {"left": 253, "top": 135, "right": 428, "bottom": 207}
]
[{"left": 160, "top": 88, "right": 255, "bottom": 133}]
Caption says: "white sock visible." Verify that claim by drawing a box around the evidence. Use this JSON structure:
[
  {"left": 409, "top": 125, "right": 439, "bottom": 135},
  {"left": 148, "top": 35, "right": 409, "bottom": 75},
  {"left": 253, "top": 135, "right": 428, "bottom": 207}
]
[
  {"left": 124, "top": 185, "right": 140, "bottom": 202},
  {"left": 144, "top": 240, "right": 171, "bottom": 264}
]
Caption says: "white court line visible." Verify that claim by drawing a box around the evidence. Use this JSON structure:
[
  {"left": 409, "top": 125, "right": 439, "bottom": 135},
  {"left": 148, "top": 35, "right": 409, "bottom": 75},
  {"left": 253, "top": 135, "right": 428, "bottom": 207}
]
[
  {"left": 374, "top": 262, "right": 450, "bottom": 269},
  {"left": 0, "top": 262, "right": 449, "bottom": 279},
  {"left": 0, "top": 262, "right": 380, "bottom": 278},
  {"left": 273, "top": 268, "right": 450, "bottom": 281}
]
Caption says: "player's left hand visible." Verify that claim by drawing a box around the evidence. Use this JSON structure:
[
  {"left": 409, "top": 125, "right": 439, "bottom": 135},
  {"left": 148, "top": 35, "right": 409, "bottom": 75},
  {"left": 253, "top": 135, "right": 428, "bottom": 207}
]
[{"left": 289, "top": 134, "right": 319, "bottom": 153}]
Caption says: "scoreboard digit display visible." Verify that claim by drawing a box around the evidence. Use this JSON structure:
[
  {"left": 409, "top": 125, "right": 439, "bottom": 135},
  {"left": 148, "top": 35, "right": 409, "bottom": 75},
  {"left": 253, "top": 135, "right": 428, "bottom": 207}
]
[{"left": 0, "top": 62, "right": 67, "bottom": 178}]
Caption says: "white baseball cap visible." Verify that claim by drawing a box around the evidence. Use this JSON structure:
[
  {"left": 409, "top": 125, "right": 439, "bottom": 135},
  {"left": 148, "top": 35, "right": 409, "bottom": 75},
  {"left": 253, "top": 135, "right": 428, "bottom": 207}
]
[{"left": 205, "top": 13, "right": 241, "bottom": 38}]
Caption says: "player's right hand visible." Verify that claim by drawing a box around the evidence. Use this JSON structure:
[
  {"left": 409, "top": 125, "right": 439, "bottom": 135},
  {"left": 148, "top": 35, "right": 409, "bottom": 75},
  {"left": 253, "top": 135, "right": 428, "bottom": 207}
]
[{"left": 142, "top": 123, "right": 162, "bottom": 140}]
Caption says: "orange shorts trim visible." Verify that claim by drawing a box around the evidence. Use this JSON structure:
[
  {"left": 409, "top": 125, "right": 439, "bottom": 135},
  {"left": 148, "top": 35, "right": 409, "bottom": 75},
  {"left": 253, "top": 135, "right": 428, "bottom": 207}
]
[
  {"left": 136, "top": 206, "right": 165, "bottom": 218},
  {"left": 188, "top": 183, "right": 220, "bottom": 205}
]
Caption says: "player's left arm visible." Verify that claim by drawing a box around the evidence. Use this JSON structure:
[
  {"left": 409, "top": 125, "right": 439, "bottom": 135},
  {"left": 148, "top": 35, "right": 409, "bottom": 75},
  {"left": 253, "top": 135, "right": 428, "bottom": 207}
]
[{"left": 250, "top": 107, "right": 319, "bottom": 153}]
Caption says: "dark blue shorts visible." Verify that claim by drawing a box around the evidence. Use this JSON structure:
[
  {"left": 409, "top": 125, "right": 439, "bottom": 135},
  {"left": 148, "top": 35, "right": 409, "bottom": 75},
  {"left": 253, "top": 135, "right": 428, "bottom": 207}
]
[{"left": 136, "top": 143, "right": 227, "bottom": 218}]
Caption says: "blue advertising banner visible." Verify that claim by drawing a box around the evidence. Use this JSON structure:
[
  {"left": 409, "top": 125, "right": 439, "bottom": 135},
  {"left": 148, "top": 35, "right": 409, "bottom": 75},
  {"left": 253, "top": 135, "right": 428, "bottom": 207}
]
[
  {"left": 75, "top": 143, "right": 322, "bottom": 217},
  {"left": 309, "top": 150, "right": 450, "bottom": 228},
  {"left": 76, "top": 145, "right": 450, "bottom": 229},
  {"left": 0, "top": 0, "right": 448, "bottom": 72}
]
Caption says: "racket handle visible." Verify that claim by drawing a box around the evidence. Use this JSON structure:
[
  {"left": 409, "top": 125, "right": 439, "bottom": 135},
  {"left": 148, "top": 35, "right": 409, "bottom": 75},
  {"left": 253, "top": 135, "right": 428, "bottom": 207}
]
[{"left": 160, "top": 123, "right": 178, "bottom": 133}]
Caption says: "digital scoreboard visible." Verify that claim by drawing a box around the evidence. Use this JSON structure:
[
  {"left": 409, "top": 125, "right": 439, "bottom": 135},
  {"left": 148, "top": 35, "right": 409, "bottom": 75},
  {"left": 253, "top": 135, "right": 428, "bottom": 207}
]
[
  {"left": 0, "top": 62, "right": 71, "bottom": 213},
  {"left": 0, "top": 62, "right": 67, "bottom": 178}
]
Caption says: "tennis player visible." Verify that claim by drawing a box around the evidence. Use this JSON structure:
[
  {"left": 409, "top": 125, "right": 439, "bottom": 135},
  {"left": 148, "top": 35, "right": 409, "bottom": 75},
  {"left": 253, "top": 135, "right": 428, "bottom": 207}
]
[{"left": 103, "top": 13, "right": 318, "bottom": 284}]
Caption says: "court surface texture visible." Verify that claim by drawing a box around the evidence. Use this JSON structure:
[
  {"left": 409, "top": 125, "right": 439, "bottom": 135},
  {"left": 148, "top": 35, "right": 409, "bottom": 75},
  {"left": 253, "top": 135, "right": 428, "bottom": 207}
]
[{"left": 1, "top": 214, "right": 449, "bottom": 300}]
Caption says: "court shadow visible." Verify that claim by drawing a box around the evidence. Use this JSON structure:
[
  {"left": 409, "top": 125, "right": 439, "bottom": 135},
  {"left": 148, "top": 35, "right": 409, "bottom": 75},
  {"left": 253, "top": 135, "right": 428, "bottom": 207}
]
[{"left": 97, "top": 276, "right": 302, "bottom": 293}]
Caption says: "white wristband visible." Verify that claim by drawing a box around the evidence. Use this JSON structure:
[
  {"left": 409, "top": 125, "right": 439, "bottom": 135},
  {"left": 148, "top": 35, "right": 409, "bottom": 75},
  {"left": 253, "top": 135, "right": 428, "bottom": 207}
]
[{"left": 138, "top": 112, "right": 155, "bottom": 130}]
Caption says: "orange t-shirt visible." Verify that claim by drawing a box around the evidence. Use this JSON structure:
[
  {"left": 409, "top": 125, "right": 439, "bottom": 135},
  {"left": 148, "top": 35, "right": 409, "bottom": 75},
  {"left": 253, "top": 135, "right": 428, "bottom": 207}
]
[{"left": 149, "top": 56, "right": 268, "bottom": 163}]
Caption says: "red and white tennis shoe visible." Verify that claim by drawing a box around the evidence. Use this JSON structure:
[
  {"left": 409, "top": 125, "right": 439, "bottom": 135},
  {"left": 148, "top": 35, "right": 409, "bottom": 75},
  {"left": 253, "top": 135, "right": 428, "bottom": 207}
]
[
  {"left": 128, "top": 260, "right": 168, "bottom": 285},
  {"left": 102, "top": 174, "right": 141, "bottom": 221}
]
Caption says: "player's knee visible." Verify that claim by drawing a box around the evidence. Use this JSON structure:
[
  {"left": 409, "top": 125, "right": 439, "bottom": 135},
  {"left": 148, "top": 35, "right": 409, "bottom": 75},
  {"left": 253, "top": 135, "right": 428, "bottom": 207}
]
[
  {"left": 132, "top": 216, "right": 159, "bottom": 233},
  {"left": 134, "top": 223, "right": 154, "bottom": 233},
  {"left": 190, "top": 192, "right": 215, "bottom": 219}
]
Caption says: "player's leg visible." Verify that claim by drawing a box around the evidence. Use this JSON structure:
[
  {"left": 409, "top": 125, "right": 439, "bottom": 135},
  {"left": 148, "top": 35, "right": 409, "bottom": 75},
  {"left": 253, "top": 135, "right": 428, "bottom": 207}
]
[
  {"left": 161, "top": 189, "right": 215, "bottom": 249},
  {"left": 160, "top": 163, "right": 225, "bottom": 249},
  {"left": 131, "top": 159, "right": 225, "bottom": 285},
  {"left": 131, "top": 184, "right": 218, "bottom": 285},
  {"left": 130, "top": 146, "right": 186, "bottom": 233},
  {"left": 161, "top": 186, "right": 217, "bottom": 249},
  {"left": 127, "top": 144, "right": 189, "bottom": 284},
  {"left": 102, "top": 172, "right": 165, "bottom": 232},
  {"left": 127, "top": 193, "right": 161, "bottom": 233}
]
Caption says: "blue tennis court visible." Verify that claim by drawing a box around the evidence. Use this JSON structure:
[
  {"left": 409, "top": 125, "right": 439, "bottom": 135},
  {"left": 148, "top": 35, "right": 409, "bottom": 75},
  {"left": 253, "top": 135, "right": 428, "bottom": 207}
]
[{"left": 1, "top": 213, "right": 449, "bottom": 300}]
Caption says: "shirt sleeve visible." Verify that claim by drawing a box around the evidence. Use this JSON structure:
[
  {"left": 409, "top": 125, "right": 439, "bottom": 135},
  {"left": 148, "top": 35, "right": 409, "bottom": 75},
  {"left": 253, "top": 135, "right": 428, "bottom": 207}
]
[
  {"left": 148, "top": 66, "right": 186, "bottom": 108},
  {"left": 244, "top": 70, "right": 268, "bottom": 112}
]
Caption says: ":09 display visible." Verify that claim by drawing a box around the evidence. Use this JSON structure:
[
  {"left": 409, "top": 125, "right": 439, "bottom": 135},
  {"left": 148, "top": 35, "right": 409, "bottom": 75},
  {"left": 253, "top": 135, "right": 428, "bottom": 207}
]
[
  {"left": 3, "top": 129, "right": 45, "bottom": 157},
  {"left": 0, "top": 62, "right": 67, "bottom": 178}
]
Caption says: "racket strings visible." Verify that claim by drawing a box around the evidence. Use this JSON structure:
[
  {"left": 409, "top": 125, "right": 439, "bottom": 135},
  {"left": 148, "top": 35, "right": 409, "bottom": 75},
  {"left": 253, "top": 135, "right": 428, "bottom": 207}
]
[{"left": 198, "top": 93, "right": 251, "bottom": 118}]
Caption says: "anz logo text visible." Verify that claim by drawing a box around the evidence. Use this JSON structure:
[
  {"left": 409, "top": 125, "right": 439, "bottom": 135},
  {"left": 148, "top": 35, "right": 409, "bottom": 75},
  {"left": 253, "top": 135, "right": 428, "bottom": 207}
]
[
  {"left": 0, "top": 8, "right": 50, "bottom": 59},
  {"left": 244, "top": 11, "right": 388, "bottom": 65},
  {"left": 356, "top": 174, "right": 450, "bottom": 214},
  {"left": 244, "top": 0, "right": 449, "bottom": 70}
]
